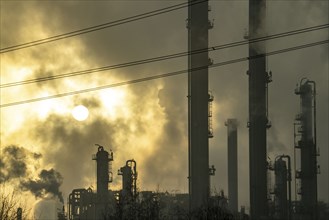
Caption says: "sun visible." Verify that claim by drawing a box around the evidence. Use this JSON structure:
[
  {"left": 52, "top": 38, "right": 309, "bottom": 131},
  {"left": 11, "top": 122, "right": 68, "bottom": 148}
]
[{"left": 72, "top": 105, "right": 89, "bottom": 121}]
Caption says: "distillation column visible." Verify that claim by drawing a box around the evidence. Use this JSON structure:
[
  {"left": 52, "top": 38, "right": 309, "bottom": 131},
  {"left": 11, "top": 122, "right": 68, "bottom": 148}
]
[
  {"left": 248, "top": 0, "right": 271, "bottom": 218},
  {"left": 118, "top": 159, "right": 137, "bottom": 201},
  {"left": 273, "top": 157, "right": 289, "bottom": 220},
  {"left": 187, "top": 0, "right": 212, "bottom": 213},
  {"left": 92, "top": 145, "right": 113, "bottom": 219},
  {"left": 294, "top": 79, "right": 318, "bottom": 220},
  {"left": 225, "top": 119, "right": 238, "bottom": 213}
]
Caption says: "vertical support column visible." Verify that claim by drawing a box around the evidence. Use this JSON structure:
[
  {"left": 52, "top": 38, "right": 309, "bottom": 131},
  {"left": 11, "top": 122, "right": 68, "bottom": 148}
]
[
  {"left": 225, "top": 119, "right": 238, "bottom": 213},
  {"left": 187, "top": 0, "right": 211, "bottom": 213},
  {"left": 274, "top": 157, "right": 288, "bottom": 220},
  {"left": 17, "top": 208, "right": 22, "bottom": 220},
  {"left": 93, "top": 145, "right": 113, "bottom": 219},
  {"left": 118, "top": 160, "right": 137, "bottom": 201},
  {"left": 294, "top": 79, "right": 318, "bottom": 220},
  {"left": 248, "top": 0, "right": 269, "bottom": 219}
]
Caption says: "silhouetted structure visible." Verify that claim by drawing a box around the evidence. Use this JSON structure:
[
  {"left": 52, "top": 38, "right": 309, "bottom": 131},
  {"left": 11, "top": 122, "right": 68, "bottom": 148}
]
[
  {"left": 157, "top": 192, "right": 189, "bottom": 219},
  {"left": 225, "top": 119, "right": 238, "bottom": 214},
  {"left": 247, "top": 0, "right": 272, "bottom": 218},
  {"left": 272, "top": 155, "right": 291, "bottom": 220},
  {"left": 57, "top": 206, "right": 67, "bottom": 220},
  {"left": 118, "top": 159, "right": 138, "bottom": 218},
  {"left": 118, "top": 159, "right": 138, "bottom": 201},
  {"left": 294, "top": 78, "right": 318, "bottom": 220},
  {"left": 66, "top": 146, "right": 237, "bottom": 219},
  {"left": 92, "top": 144, "right": 113, "bottom": 219},
  {"left": 68, "top": 188, "right": 95, "bottom": 219},
  {"left": 16, "top": 208, "right": 22, "bottom": 220},
  {"left": 187, "top": 0, "right": 213, "bottom": 214}
]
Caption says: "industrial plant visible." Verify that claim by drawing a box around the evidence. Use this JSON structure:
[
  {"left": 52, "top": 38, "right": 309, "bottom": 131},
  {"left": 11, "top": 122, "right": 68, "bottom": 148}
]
[
  {"left": 62, "top": 78, "right": 320, "bottom": 219},
  {"left": 3, "top": 0, "right": 326, "bottom": 220},
  {"left": 59, "top": 1, "right": 322, "bottom": 219},
  {"left": 65, "top": 144, "right": 231, "bottom": 220}
]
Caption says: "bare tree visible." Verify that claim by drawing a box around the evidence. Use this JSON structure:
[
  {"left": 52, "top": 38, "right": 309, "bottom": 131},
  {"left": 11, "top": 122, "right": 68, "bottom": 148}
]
[{"left": 0, "top": 186, "right": 30, "bottom": 220}]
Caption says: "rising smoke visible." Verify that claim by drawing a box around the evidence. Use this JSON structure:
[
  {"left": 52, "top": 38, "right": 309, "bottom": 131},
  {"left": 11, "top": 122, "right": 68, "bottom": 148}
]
[
  {"left": 142, "top": 77, "right": 188, "bottom": 191},
  {"left": 1, "top": 0, "right": 328, "bottom": 207},
  {"left": 0, "top": 145, "right": 41, "bottom": 183},
  {"left": 19, "top": 82, "right": 187, "bottom": 194},
  {"left": 267, "top": 123, "right": 287, "bottom": 154},
  {"left": 20, "top": 168, "right": 64, "bottom": 203},
  {"left": 0, "top": 145, "right": 64, "bottom": 202}
]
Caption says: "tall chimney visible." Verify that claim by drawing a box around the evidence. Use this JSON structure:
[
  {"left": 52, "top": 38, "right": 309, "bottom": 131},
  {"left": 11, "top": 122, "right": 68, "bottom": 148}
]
[
  {"left": 187, "top": 0, "right": 213, "bottom": 213},
  {"left": 294, "top": 79, "right": 318, "bottom": 220},
  {"left": 274, "top": 157, "right": 288, "bottom": 220},
  {"left": 248, "top": 0, "right": 271, "bottom": 218},
  {"left": 225, "top": 119, "right": 238, "bottom": 213}
]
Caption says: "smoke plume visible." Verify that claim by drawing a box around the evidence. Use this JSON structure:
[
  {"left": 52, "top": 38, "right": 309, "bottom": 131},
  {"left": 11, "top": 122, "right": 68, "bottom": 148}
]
[
  {"left": 0, "top": 145, "right": 41, "bottom": 183},
  {"left": 0, "top": 145, "right": 64, "bottom": 203},
  {"left": 1, "top": 0, "right": 328, "bottom": 207},
  {"left": 21, "top": 168, "right": 64, "bottom": 203}
]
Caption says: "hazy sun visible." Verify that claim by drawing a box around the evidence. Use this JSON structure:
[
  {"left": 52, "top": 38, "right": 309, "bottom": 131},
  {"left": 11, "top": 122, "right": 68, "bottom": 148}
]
[{"left": 72, "top": 105, "right": 89, "bottom": 121}]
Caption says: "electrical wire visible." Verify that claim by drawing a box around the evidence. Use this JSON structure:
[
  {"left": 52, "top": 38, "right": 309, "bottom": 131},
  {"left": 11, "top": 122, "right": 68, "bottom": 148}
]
[
  {"left": 1, "top": 39, "right": 327, "bottom": 108},
  {"left": 0, "top": 0, "right": 207, "bottom": 54},
  {"left": 1, "top": 23, "right": 328, "bottom": 88}
]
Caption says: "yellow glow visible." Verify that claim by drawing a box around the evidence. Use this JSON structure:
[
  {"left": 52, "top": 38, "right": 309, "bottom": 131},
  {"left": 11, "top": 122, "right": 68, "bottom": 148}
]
[
  {"left": 33, "top": 92, "right": 71, "bottom": 119},
  {"left": 99, "top": 88, "right": 127, "bottom": 118},
  {"left": 18, "top": 67, "right": 33, "bottom": 78},
  {"left": 72, "top": 105, "right": 89, "bottom": 121}
]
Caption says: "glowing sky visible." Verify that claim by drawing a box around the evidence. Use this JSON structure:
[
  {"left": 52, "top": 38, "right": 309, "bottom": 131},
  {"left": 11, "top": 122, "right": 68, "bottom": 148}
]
[{"left": 1, "top": 0, "right": 328, "bottom": 215}]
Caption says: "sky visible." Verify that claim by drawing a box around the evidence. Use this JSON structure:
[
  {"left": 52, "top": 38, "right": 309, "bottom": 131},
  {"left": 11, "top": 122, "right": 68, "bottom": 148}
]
[{"left": 0, "top": 0, "right": 328, "bottom": 215}]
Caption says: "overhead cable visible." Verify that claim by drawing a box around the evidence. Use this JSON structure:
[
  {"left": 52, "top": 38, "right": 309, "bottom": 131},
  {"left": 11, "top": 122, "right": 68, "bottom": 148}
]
[
  {"left": 1, "top": 23, "right": 328, "bottom": 88},
  {"left": 0, "top": 0, "right": 206, "bottom": 53},
  {"left": 1, "top": 39, "right": 327, "bottom": 108}
]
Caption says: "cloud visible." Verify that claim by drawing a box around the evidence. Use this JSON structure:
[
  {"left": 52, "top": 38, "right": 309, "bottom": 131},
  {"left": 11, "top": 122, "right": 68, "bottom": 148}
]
[
  {"left": 0, "top": 145, "right": 64, "bottom": 203},
  {"left": 267, "top": 124, "right": 287, "bottom": 154},
  {"left": 0, "top": 145, "right": 41, "bottom": 183},
  {"left": 141, "top": 76, "right": 188, "bottom": 191}
]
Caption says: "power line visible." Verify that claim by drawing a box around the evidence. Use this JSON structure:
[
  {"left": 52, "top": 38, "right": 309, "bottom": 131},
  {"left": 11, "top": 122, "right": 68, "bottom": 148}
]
[
  {"left": 0, "top": 0, "right": 206, "bottom": 54},
  {"left": 1, "top": 23, "right": 328, "bottom": 88},
  {"left": 1, "top": 39, "right": 327, "bottom": 108}
]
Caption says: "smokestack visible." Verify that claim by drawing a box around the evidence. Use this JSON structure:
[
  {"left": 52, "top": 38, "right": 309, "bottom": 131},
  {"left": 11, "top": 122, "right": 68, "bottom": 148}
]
[
  {"left": 225, "top": 119, "right": 238, "bottom": 213},
  {"left": 248, "top": 0, "right": 271, "bottom": 218},
  {"left": 294, "top": 79, "right": 318, "bottom": 220},
  {"left": 274, "top": 157, "right": 288, "bottom": 220},
  {"left": 187, "top": 0, "right": 213, "bottom": 213},
  {"left": 92, "top": 144, "right": 113, "bottom": 219},
  {"left": 17, "top": 208, "right": 22, "bottom": 220}
]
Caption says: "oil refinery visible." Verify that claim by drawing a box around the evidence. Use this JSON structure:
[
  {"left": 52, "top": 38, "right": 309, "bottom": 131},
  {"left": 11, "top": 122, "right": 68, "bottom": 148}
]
[
  {"left": 1, "top": 0, "right": 327, "bottom": 220},
  {"left": 49, "top": 0, "right": 323, "bottom": 219}
]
